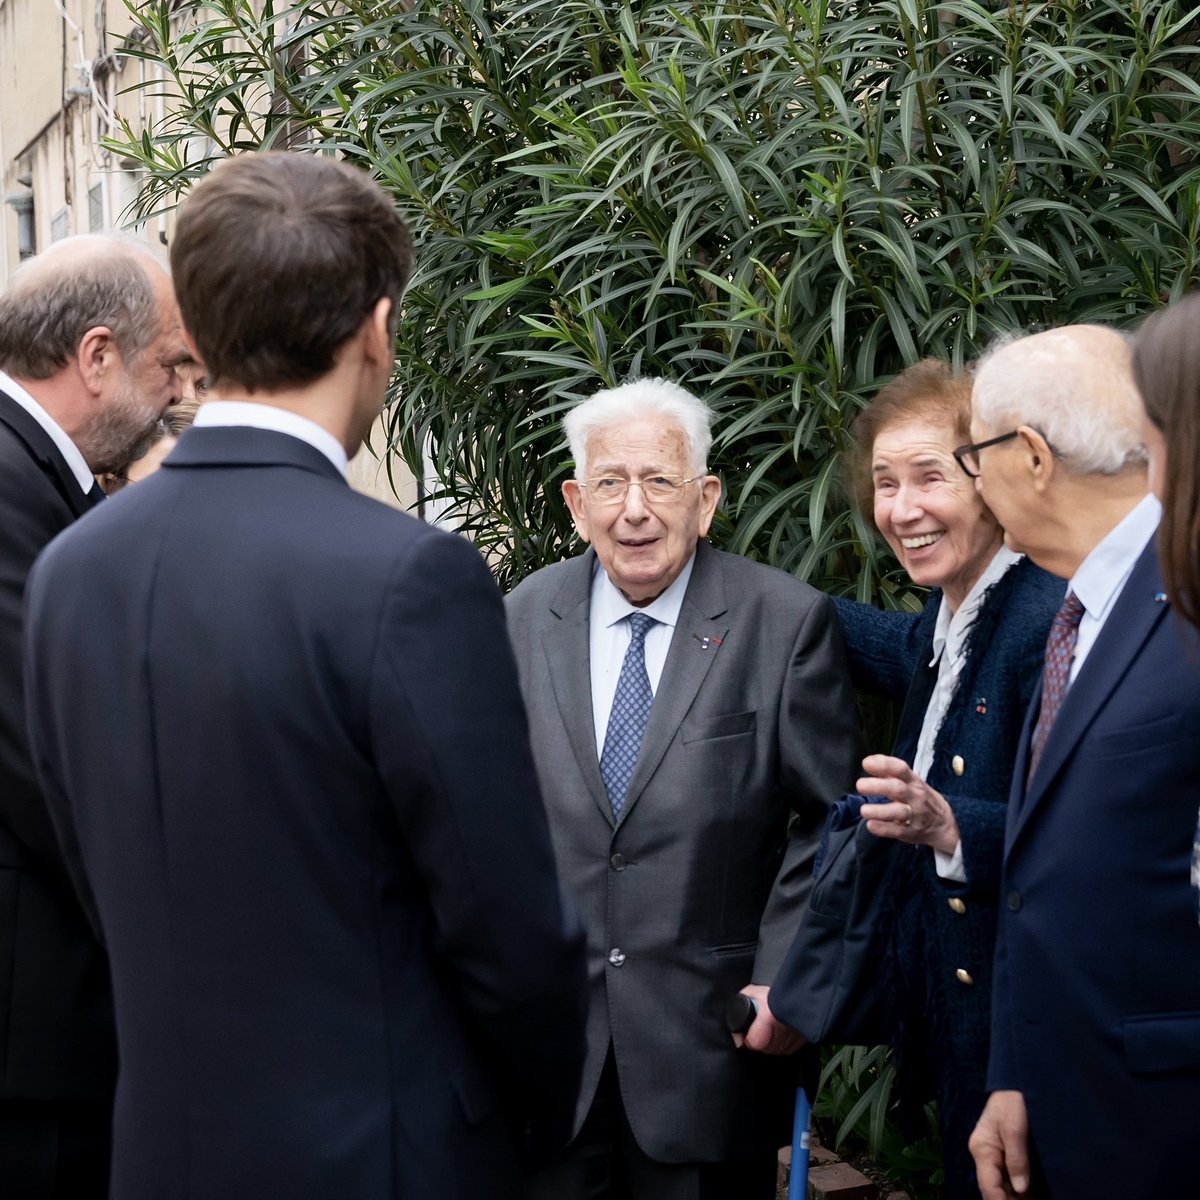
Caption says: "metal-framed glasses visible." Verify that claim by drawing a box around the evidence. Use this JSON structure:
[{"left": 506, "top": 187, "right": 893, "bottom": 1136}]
[
  {"left": 953, "top": 430, "right": 1020, "bottom": 478},
  {"left": 579, "top": 475, "right": 701, "bottom": 505}
]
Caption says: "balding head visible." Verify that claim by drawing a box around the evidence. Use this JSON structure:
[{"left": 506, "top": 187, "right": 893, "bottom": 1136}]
[
  {"left": 0, "top": 235, "right": 168, "bottom": 381},
  {"left": 0, "top": 235, "right": 185, "bottom": 473},
  {"left": 968, "top": 325, "right": 1150, "bottom": 577},
  {"left": 973, "top": 325, "right": 1146, "bottom": 475}
]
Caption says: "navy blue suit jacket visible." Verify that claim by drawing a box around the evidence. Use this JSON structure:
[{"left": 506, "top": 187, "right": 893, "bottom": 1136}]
[
  {"left": 989, "top": 539, "right": 1200, "bottom": 1195},
  {"left": 23, "top": 426, "right": 587, "bottom": 1199}
]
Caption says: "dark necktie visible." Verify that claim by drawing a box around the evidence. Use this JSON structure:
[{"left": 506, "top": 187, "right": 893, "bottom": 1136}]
[
  {"left": 600, "top": 613, "right": 656, "bottom": 819},
  {"left": 1028, "top": 590, "right": 1086, "bottom": 782},
  {"left": 86, "top": 480, "right": 106, "bottom": 507}
]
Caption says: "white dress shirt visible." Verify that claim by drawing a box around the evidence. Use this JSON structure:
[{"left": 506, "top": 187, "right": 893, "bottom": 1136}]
[
  {"left": 0, "top": 368, "right": 94, "bottom": 493},
  {"left": 1065, "top": 492, "right": 1161, "bottom": 683},
  {"left": 913, "top": 546, "right": 1022, "bottom": 883},
  {"left": 588, "top": 552, "right": 696, "bottom": 756},
  {"left": 193, "top": 401, "right": 349, "bottom": 478}
]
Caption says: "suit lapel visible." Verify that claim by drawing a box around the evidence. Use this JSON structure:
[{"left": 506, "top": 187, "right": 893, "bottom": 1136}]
[
  {"left": 543, "top": 550, "right": 613, "bottom": 824},
  {"left": 1010, "top": 541, "right": 1168, "bottom": 847},
  {"left": 618, "top": 541, "right": 728, "bottom": 825},
  {"left": 0, "top": 390, "right": 95, "bottom": 519}
]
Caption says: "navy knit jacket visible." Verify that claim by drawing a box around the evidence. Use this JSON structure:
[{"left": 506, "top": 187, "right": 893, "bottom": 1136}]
[{"left": 833, "top": 555, "right": 1063, "bottom": 1198}]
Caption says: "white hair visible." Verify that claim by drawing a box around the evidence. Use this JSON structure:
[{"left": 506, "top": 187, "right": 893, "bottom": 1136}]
[
  {"left": 973, "top": 326, "right": 1148, "bottom": 474},
  {"left": 564, "top": 378, "right": 713, "bottom": 479}
]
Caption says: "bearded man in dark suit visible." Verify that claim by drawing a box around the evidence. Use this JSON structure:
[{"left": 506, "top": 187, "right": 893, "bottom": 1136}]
[
  {"left": 508, "top": 379, "right": 863, "bottom": 1200},
  {"left": 0, "top": 235, "right": 185, "bottom": 1198}
]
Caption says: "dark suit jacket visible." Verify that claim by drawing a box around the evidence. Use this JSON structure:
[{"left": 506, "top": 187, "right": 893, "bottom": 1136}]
[
  {"left": 23, "top": 426, "right": 587, "bottom": 1200},
  {"left": 0, "top": 388, "right": 116, "bottom": 1101},
  {"left": 505, "top": 541, "right": 862, "bottom": 1162},
  {"left": 989, "top": 539, "right": 1200, "bottom": 1195}
]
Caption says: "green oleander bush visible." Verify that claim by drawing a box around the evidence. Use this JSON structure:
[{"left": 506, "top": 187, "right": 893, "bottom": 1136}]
[
  {"left": 111, "top": 1, "right": 1200, "bottom": 1190},
  {"left": 113, "top": 0, "right": 1200, "bottom": 599}
]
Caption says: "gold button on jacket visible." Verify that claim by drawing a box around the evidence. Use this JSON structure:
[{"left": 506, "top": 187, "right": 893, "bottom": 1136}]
[
  {"left": 955, "top": 968, "right": 974, "bottom": 986},
  {"left": 948, "top": 897, "right": 966, "bottom": 914}
]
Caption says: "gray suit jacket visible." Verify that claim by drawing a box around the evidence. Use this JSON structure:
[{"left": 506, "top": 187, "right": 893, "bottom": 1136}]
[{"left": 506, "top": 540, "right": 862, "bottom": 1162}]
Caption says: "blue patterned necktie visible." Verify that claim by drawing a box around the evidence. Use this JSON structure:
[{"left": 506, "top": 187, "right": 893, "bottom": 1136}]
[
  {"left": 1028, "top": 590, "right": 1086, "bottom": 782},
  {"left": 600, "top": 613, "right": 657, "bottom": 819}
]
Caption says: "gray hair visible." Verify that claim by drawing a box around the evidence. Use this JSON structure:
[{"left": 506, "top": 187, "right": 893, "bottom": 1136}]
[
  {"left": 0, "top": 240, "right": 161, "bottom": 380},
  {"left": 565, "top": 378, "right": 713, "bottom": 479},
  {"left": 973, "top": 326, "right": 1147, "bottom": 475}
]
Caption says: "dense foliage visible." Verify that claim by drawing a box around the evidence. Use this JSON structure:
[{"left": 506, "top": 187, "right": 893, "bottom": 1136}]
[{"left": 114, "top": 0, "right": 1200, "bottom": 600}]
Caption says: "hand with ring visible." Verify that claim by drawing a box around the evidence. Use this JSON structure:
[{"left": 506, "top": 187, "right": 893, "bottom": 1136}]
[{"left": 856, "top": 754, "right": 960, "bottom": 854}]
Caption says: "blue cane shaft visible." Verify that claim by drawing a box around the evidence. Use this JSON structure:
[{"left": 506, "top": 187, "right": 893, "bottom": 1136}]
[{"left": 787, "top": 1085, "right": 810, "bottom": 1200}]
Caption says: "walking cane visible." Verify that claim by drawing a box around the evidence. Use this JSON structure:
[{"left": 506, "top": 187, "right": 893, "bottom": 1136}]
[{"left": 726, "top": 994, "right": 811, "bottom": 1200}]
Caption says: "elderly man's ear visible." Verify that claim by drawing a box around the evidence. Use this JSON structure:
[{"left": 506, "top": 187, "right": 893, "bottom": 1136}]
[
  {"left": 1016, "top": 425, "right": 1056, "bottom": 492},
  {"left": 697, "top": 474, "right": 722, "bottom": 535},
  {"left": 75, "top": 326, "right": 117, "bottom": 396},
  {"left": 561, "top": 478, "right": 589, "bottom": 542}
]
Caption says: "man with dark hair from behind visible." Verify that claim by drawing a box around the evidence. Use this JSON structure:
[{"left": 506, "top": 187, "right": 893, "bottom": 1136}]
[
  {"left": 22, "top": 152, "right": 587, "bottom": 1200},
  {"left": 0, "top": 235, "right": 184, "bottom": 1198}
]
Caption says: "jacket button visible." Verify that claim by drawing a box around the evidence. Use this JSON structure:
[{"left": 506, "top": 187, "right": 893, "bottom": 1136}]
[
  {"left": 955, "top": 969, "right": 974, "bottom": 986},
  {"left": 610, "top": 854, "right": 625, "bottom": 871},
  {"left": 948, "top": 898, "right": 966, "bottom": 914},
  {"left": 608, "top": 948, "right": 626, "bottom": 967},
  {"left": 951, "top": 755, "right": 965, "bottom": 776},
  {"left": 1007, "top": 890, "right": 1022, "bottom": 911}
]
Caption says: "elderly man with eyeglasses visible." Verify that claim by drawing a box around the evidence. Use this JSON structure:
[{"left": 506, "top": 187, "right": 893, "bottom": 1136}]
[
  {"left": 961, "top": 326, "right": 1200, "bottom": 1200},
  {"left": 506, "top": 378, "right": 862, "bottom": 1200}
]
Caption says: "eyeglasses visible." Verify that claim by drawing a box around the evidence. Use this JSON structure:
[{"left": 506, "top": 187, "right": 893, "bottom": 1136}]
[
  {"left": 579, "top": 475, "right": 701, "bottom": 505},
  {"left": 953, "top": 430, "right": 1020, "bottom": 478}
]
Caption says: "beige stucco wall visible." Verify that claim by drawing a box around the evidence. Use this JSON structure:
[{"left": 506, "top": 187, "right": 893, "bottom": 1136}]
[{"left": 0, "top": 0, "right": 418, "bottom": 512}]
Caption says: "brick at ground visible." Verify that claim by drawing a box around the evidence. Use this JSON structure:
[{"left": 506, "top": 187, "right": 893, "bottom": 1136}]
[
  {"left": 777, "top": 1140, "right": 840, "bottom": 1180},
  {"left": 806, "top": 1161, "right": 878, "bottom": 1200}
]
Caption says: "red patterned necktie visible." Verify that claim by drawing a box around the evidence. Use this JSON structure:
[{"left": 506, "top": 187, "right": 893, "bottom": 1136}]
[{"left": 1028, "top": 590, "right": 1086, "bottom": 783}]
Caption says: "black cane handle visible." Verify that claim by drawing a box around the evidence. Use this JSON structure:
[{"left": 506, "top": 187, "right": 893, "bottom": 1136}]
[{"left": 725, "top": 993, "right": 759, "bottom": 1034}]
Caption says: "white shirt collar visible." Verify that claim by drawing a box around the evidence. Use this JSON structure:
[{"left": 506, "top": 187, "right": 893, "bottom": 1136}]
[
  {"left": 930, "top": 544, "right": 1023, "bottom": 667},
  {"left": 1069, "top": 492, "right": 1161, "bottom": 622},
  {"left": 591, "top": 548, "right": 697, "bottom": 632},
  {"left": 193, "top": 400, "right": 349, "bottom": 478},
  {"left": 0, "top": 368, "right": 95, "bottom": 494}
]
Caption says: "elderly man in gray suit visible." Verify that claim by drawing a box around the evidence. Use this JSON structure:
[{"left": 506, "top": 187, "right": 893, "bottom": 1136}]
[{"left": 507, "top": 378, "right": 862, "bottom": 1199}]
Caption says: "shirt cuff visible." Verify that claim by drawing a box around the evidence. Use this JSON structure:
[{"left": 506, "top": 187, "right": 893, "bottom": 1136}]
[{"left": 934, "top": 841, "right": 967, "bottom": 883}]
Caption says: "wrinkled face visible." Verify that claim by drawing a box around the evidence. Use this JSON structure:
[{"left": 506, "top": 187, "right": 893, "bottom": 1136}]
[
  {"left": 85, "top": 272, "right": 185, "bottom": 473},
  {"left": 872, "top": 417, "right": 1003, "bottom": 608},
  {"left": 1141, "top": 408, "right": 1166, "bottom": 502},
  {"left": 563, "top": 414, "right": 721, "bottom": 606}
]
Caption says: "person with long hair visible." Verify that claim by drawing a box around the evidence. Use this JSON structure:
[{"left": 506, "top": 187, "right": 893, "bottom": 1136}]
[{"left": 1132, "top": 293, "right": 1200, "bottom": 918}]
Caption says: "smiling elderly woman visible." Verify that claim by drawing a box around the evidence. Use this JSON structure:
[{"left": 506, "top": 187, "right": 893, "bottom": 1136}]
[{"left": 833, "top": 359, "right": 1063, "bottom": 1199}]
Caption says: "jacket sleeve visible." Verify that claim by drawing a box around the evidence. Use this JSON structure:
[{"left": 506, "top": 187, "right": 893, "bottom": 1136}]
[
  {"left": 986, "top": 901, "right": 1019, "bottom": 1091},
  {"left": 833, "top": 594, "right": 930, "bottom": 704},
  {"left": 755, "top": 592, "right": 864, "bottom": 981},
  {"left": 368, "top": 530, "right": 588, "bottom": 1161},
  {"left": 0, "top": 456, "right": 77, "bottom": 881}
]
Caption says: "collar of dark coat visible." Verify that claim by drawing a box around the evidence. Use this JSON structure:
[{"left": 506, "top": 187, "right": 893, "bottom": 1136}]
[
  {"left": 164, "top": 424, "right": 345, "bottom": 484},
  {"left": 0, "top": 387, "right": 95, "bottom": 518}
]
